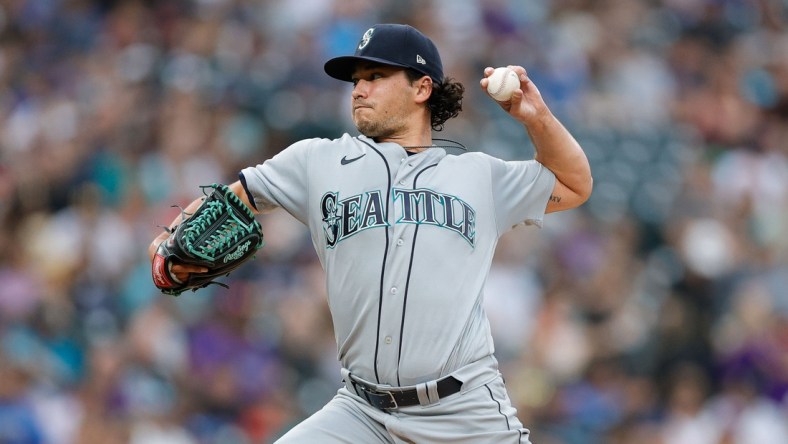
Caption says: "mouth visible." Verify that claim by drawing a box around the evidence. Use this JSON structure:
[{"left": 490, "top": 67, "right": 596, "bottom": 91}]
[{"left": 353, "top": 102, "right": 372, "bottom": 112}]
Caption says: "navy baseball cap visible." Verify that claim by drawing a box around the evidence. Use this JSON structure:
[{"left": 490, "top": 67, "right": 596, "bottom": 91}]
[{"left": 324, "top": 24, "right": 444, "bottom": 84}]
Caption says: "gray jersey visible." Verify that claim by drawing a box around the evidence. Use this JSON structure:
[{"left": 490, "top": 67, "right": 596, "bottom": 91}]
[{"left": 241, "top": 133, "right": 555, "bottom": 387}]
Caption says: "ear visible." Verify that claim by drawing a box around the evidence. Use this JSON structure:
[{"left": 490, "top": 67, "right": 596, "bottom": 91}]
[{"left": 413, "top": 76, "right": 433, "bottom": 104}]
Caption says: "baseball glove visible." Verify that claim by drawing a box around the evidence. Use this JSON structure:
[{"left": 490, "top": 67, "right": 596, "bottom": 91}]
[{"left": 152, "top": 183, "right": 264, "bottom": 296}]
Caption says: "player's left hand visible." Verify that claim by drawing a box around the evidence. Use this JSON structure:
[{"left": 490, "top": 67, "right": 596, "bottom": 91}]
[
  {"left": 151, "top": 183, "right": 264, "bottom": 296},
  {"left": 480, "top": 66, "right": 549, "bottom": 126}
]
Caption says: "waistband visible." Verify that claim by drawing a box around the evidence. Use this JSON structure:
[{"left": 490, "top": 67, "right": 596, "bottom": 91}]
[{"left": 341, "top": 354, "right": 500, "bottom": 410}]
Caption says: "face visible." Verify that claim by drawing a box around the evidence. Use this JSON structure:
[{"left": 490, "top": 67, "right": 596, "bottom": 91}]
[{"left": 350, "top": 63, "right": 419, "bottom": 139}]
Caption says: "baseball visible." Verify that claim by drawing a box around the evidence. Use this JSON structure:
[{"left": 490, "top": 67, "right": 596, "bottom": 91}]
[{"left": 486, "top": 67, "right": 520, "bottom": 102}]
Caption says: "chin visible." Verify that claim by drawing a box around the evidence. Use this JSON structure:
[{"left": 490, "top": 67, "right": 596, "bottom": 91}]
[{"left": 355, "top": 123, "right": 377, "bottom": 138}]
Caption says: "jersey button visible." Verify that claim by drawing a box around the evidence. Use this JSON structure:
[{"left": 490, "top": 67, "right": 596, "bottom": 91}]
[
  {"left": 399, "top": 180, "right": 406, "bottom": 185},
  {"left": 390, "top": 287, "right": 398, "bottom": 295},
  {"left": 396, "top": 239, "right": 404, "bottom": 246},
  {"left": 385, "top": 336, "right": 392, "bottom": 344}
]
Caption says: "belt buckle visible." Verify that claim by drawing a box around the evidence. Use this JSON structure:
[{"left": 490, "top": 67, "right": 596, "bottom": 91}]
[
  {"left": 358, "top": 384, "right": 399, "bottom": 410},
  {"left": 383, "top": 390, "right": 398, "bottom": 410}
]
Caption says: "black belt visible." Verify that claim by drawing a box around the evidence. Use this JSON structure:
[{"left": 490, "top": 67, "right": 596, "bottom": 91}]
[{"left": 350, "top": 376, "right": 462, "bottom": 410}]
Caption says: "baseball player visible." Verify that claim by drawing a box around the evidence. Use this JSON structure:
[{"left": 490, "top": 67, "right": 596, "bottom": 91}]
[{"left": 149, "top": 23, "right": 592, "bottom": 443}]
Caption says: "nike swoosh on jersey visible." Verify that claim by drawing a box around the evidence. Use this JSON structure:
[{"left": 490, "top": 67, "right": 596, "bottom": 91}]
[{"left": 340, "top": 154, "right": 366, "bottom": 165}]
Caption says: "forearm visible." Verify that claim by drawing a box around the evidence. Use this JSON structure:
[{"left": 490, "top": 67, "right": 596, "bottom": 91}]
[
  {"left": 526, "top": 110, "right": 592, "bottom": 205},
  {"left": 480, "top": 64, "right": 592, "bottom": 211}
]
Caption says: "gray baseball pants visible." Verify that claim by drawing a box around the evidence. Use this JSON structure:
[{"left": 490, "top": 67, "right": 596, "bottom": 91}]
[{"left": 275, "top": 371, "right": 530, "bottom": 443}]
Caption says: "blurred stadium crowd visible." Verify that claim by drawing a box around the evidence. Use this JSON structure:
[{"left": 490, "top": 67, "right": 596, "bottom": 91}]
[{"left": 1, "top": 0, "right": 787, "bottom": 443}]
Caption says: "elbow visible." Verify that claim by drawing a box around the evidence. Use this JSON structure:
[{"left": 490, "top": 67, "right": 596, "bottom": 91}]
[
  {"left": 571, "top": 160, "right": 594, "bottom": 206},
  {"left": 562, "top": 174, "right": 593, "bottom": 211},
  {"left": 576, "top": 175, "right": 593, "bottom": 205},
  {"left": 547, "top": 175, "right": 593, "bottom": 214},
  {"left": 545, "top": 164, "right": 593, "bottom": 213}
]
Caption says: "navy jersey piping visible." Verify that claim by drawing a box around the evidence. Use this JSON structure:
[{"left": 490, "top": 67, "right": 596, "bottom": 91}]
[
  {"left": 485, "top": 384, "right": 512, "bottom": 431},
  {"left": 359, "top": 139, "right": 391, "bottom": 384},
  {"left": 238, "top": 172, "right": 258, "bottom": 211},
  {"left": 395, "top": 163, "right": 438, "bottom": 385}
]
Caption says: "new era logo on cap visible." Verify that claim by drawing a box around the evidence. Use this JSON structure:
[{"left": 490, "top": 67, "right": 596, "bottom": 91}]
[{"left": 324, "top": 24, "right": 444, "bottom": 84}]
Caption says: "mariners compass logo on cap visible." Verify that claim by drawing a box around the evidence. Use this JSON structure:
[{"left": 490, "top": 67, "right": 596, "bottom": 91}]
[{"left": 359, "top": 28, "right": 374, "bottom": 50}]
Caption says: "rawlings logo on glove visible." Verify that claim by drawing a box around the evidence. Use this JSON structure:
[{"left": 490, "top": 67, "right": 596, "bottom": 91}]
[
  {"left": 152, "top": 183, "right": 264, "bottom": 296},
  {"left": 224, "top": 240, "right": 253, "bottom": 262}
]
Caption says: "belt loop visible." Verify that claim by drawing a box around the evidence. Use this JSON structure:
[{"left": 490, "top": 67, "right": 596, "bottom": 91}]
[
  {"left": 341, "top": 368, "right": 361, "bottom": 398},
  {"left": 426, "top": 380, "right": 440, "bottom": 404},
  {"left": 415, "top": 383, "right": 430, "bottom": 406}
]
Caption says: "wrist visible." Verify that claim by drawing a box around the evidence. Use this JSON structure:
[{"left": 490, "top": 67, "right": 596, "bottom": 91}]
[{"left": 522, "top": 105, "right": 553, "bottom": 128}]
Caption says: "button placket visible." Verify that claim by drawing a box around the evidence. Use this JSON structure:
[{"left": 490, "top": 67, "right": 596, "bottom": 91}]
[{"left": 394, "top": 156, "right": 412, "bottom": 187}]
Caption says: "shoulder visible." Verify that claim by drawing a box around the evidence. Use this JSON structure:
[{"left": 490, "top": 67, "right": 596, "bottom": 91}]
[
  {"left": 441, "top": 152, "right": 550, "bottom": 180},
  {"left": 441, "top": 151, "right": 498, "bottom": 167},
  {"left": 452, "top": 151, "right": 545, "bottom": 168},
  {"left": 271, "top": 134, "right": 355, "bottom": 161},
  {"left": 285, "top": 133, "right": 367, "bottom": 152},
  {"left": 456, "top": 151, "right": 496, "bottom": 161}
]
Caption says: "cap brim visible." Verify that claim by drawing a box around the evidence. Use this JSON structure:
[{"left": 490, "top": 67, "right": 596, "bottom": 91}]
[{"left": 324, "top": 56, "right": 411, "bottom": 82}]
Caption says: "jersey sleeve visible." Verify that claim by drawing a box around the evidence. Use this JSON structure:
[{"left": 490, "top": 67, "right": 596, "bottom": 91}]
[
  {"left": 488, "top": 156, "right": 556, "bottom": 233},
  {"left": 239, "top": 139, "right": 315, "bottom": 224}
]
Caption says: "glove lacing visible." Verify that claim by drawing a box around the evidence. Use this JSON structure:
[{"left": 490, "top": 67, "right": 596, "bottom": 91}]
[{"left": 182, "top": 185, "right": 255, "bottom": 262}]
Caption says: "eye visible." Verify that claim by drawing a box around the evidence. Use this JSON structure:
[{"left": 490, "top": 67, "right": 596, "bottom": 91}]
[{"left": 351, "top": 70, "right": 385, "bottom": 86}]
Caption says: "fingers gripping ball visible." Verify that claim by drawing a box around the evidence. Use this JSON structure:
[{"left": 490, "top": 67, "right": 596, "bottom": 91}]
[
  {"left": 486, "top": 67, "right": 520, "bottom": 102},
  {"left": 152, "top": 183, "right": 264, "bottom": 296}
]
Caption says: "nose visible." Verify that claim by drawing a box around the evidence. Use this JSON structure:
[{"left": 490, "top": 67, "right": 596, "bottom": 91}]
[{"left": 352, "top": 80, "right": 368, "bottom": 99}]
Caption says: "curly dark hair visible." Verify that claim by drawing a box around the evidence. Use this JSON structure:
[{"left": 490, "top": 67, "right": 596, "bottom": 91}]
[{"left": 406, "top": 69, "right": 464, "bottom": 131}]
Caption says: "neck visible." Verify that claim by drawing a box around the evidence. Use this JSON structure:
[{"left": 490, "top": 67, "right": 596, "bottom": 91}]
[
  {"left": 375, "top": 131, "right": 433, "bottom": 153},
  {"left": 369, "top": 106, "right": 432, "bottom": 152}
]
